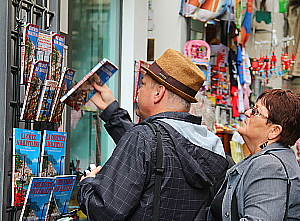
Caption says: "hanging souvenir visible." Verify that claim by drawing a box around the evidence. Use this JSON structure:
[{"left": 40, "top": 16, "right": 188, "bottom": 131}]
[
  {"left": 251, "top": 57, "right": 259, "bottom": 75},
  {"left": 270, "top": 51, "right": 277, "bottom": 74},
  {"left": 184, "top": 40, "right": 212, "bottom": 86}
]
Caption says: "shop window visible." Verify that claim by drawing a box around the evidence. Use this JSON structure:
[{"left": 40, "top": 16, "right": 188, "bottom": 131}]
[
  {"left": 70, "top": 0, "right": 121, "bottom": 175},
  {"left": 190, "top": 19, "right": 204, "bottom": 40}
]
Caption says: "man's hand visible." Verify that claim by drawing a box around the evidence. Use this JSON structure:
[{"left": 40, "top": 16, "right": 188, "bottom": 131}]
[
  {"left": 80, "top": 166, "right": 102, "bottom": 182},
  {"left": 91, "top": 83, "right": 115, "bottom": 110}
]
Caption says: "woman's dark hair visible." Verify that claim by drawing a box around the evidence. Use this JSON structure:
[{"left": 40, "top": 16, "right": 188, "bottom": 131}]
[{"left": 257, "top": 89, "right": 300, "bottom": 146}]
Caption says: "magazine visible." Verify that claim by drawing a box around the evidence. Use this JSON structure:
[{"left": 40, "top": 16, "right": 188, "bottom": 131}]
[
  {"left": 40, "top": 130, "right": 67, "bottom": 177},
  {"left": 19, "top": 177, "right": 55, "bottom": 221},
  {"left": 12, "top": 128, "right": 42, "bottom": 207},
  {"left": 46, "top": 175, "right": 77, "bottom": 220},
  {"left": 49, "top": 33, "right": 65, "bottom": 81},
  {"left": 20, "top": 61, "right": 49, "bottom": 120},
  {"left": 36, "top": 29, "right": 52, "bottom": 63},
  {"left": 50, "top": 68, "right": 76, "bottom": 123},
  {"left": 20, "top": 23, "right": 40, "bottom": 84},
  {"left": 60, "top": 58, "right": 118, "bottom": 111},
  {"left": 35, "top": 80, "right": 59, "bottom": 121}
]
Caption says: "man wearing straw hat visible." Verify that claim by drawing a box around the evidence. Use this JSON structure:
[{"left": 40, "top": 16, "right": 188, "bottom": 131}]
[{"left": 78, "top": 49, "right": 228, "bottom": 220}]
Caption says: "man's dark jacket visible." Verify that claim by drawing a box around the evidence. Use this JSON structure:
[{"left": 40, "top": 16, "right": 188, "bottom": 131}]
[{"left": 78, "top": 101, "right": 228, "bottom": 220}]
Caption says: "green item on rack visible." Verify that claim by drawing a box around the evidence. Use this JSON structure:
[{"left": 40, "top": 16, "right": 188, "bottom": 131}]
[{"left": 255, "top": 11, "right": 272, "bottom": 24}]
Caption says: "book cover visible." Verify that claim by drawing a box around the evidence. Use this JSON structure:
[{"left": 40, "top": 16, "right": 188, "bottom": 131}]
[
  {"left": 12, "top": 128, "right": 42, "bottom": 207},
  {"left": 49, "top": 33, "right": 65, "bottom": 81},
  {"left": 36, "top": 80, "right": 59, "bottom": 121},
  {"left": 20, "top": 61, "right": 49, "bottom": 120},
  {"left": 40, "top": 130, "right": 67, "bottom": 177},
  {"left": 20, "top": 23, "right": 40, "bottom": 84},
  {"left": 37, "top": 30, "right": 52, "bottom": 63},
  {"left": 46, "top": 175, "right": 77, "bottom": 220},
  {"left": 19, "top": 177, "right": 55, "bottom": 221},
  {"left": 60, "top": 58, "right": 118, "bottom": 111},
  {"left": 50, "top": 68, "right": 76, "bottom": 123}
]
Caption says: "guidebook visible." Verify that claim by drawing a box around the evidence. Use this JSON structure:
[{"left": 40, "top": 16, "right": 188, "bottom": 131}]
[
  {"left": 19, "top": 177, "right": 55, "bottom": 221},
  {"left": 20, "top": 61, "right": 49, "bottom": 120},
  {"left": 40, "top": 130, "right": 67, "bottom": 177},
  {"left": 46, "top": 175, "right": 77, "bottom": 220},
  {"left": 50, "top": 68, "right": 76, "bottom": 123},
  {"left": 12, "top": 128, "right": 42, "bottom": 207},
  {"left": 49, "top": 33, "right": 65, "bottom": 81},
  {"left": 35, "top": 80, "right": 59, "bottom": 121},
  {"left": 20, "top": 23, "right": 40, "bottom": 84},
  {"left": 36, "top": 29, "right": 52, "bottom": 63},
  {"left": 60, "top": 58, "right": 118, "bottom": 111}
]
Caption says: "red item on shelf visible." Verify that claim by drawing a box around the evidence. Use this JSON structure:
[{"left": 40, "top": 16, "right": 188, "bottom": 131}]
[{"left": 251, "top": 57, "right": 259, "bottom": 71}]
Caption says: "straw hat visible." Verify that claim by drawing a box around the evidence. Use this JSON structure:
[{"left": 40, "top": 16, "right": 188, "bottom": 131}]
[{"left": 141, "top": 48, "right": 205, "bottom": 103}]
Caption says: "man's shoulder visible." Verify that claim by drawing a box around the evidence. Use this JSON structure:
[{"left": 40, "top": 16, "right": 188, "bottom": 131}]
[{"left": 126, "top": 122, "right": 159, "bottom": 138}]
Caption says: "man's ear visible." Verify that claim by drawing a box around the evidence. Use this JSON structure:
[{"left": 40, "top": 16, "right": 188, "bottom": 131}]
[
  {"left": 154, "top": 85, "right": 166, "bottom": 104},
  {"left": 268, "top": 124, "right": 282, "bottom": 140}
]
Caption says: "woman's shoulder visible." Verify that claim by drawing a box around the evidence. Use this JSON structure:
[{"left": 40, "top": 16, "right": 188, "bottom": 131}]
[{"left": 245, "top": 153, "right": 289, "bottom": 179}]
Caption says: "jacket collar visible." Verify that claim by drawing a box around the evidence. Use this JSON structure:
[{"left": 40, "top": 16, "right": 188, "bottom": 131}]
[{"left": 143, "top": 111, "right": 202, "bottom": 125}]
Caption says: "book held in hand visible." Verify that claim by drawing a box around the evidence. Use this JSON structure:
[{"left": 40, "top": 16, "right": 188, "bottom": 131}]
[{"left": 60, "top": 58, "right": 118, "bottom": 111}]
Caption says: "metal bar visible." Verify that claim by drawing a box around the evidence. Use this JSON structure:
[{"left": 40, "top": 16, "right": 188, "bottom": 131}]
[{"left": 1, "top": 0, "right": 13, "bottom": 220}]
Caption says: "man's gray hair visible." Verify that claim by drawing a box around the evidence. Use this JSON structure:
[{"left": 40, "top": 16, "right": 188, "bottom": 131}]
[
  {"left": 151, "top": 79, "right": 191, "bottom": 112},
  {"left": 166, "top": 90, "right": 191, "bottom": 112}
]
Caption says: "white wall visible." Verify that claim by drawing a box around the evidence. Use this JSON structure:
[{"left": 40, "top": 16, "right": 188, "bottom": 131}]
[
  {"left": 121, "top": 0, "right": 187, "bottom": 118},
  {"left": 149, "top": 1, "right": 187, "bottom": 57},
  {"left": 120, "top": 0, "right": 148, "bottom": 117}
]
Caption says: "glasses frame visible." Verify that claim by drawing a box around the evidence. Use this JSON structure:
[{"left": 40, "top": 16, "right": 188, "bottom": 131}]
[{"left": 249, "top": 106, "right": 276, "bottom": 125}]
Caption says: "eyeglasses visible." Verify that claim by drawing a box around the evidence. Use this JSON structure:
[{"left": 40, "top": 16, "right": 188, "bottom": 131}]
[{"left": 249, "top": 106, "right": 275, "bottom": 124}]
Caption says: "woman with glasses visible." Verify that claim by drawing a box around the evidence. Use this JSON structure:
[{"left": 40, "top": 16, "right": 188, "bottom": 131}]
[{"left": 208, "top": 89, "right": 300, "bottom": 220}]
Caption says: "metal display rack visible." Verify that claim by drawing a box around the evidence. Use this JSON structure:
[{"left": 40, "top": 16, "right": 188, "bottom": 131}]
[{"left": 6, "top": 1, "right": 60, "bottom": 220}]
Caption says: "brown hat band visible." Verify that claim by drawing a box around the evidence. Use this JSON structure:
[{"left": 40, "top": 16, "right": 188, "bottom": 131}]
[{"left": 149, "top": 61, "right": 198, "bottom": 97}]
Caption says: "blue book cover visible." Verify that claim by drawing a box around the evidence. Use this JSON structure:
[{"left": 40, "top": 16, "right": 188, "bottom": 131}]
[
  {"left": 19, "top": 177, "right": 55, "bottom": 221},
  {"left": 46, "top": 175, "right": 77, "bottom": 219},
  {"left": 35, "top": 80, "right": 59, "bottom": 121},
  {"left": 40, "top": 130, "right": 67, "bottom": 177},
  {"left": 60, "top": 58, "right": 118, "bottom": 111},
  {"left": 21, "top": 23, "right": 40, "bottom": 84},
  {"left": 50, "top": 68, "right": 76, "bottom": 123},
  {"left": 12, "top": 128, "right": 42, "bottom": 207},
  {"left": 20, "top": 61, "right": 49, "bottom": 120},
  {"left": 49, "top": 33, "right": 65, "bottom": 81}
]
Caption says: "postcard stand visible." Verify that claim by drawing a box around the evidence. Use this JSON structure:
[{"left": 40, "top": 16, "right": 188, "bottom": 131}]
[{"left": 7, "top": 10, "right": 59, "bottom": 221}]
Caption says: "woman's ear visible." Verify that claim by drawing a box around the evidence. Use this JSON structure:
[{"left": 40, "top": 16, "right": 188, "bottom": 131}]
[
  {"left": 268, "top": 124, "right": 282, "bottom": 140},
  {"left": 154, "top": 85, "right": 166, "bottom": 104}
]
